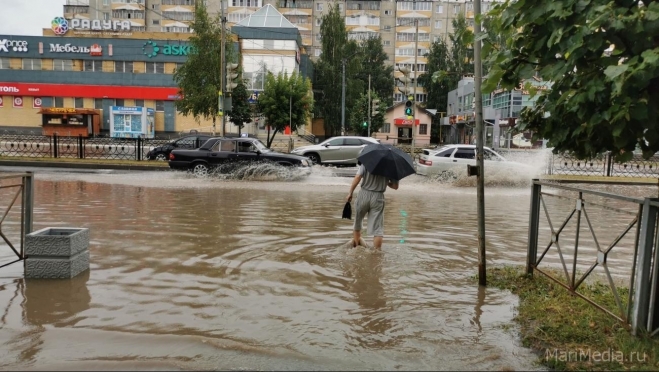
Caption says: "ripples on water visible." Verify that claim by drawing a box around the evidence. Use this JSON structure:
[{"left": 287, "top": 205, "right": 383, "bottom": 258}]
[{"left": 0, "top": 164, "right": 656, "bottom": 371}]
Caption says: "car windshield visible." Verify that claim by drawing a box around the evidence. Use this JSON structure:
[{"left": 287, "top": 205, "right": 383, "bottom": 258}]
[{"left": 252, "top": 139, "right": 269, "bottom": 151}]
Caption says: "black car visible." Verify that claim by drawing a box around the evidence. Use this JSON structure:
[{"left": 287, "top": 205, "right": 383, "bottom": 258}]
[
  {"left": 168, "top": 137, "right": 312, "bottom": 177},
  {"left": 146, "top": 134, "right": 212, "bottom": 161}
]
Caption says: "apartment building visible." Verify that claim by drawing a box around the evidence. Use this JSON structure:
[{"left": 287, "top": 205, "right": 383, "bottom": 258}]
[{"left": 61, "top": 0, "right": 501, "bottom": 105}]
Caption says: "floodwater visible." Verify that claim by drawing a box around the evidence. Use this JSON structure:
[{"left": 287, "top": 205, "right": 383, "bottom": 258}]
[{"left": 0, "top": 161, "right": 656, "bottom": 371}]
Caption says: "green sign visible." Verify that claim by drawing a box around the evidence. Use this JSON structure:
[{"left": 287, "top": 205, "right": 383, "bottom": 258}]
[{"left": 142, "top": 40, "right": 195, "bottom": 58}]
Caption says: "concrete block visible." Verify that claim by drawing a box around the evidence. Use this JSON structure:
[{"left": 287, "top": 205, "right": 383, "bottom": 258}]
[
  {"left": 25, "top": 250, "right": 90, "bottom": 279},
  {"left": 25, "top": 227, "right": 89, "bottom": 257}
]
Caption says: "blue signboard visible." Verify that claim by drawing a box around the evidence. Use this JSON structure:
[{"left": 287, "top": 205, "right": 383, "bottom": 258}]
[{"left": 110, "top": 106, "right": 154, "bottom": 138}]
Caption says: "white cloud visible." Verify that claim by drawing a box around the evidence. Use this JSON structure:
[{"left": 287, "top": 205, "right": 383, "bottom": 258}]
[{"left": 0, "top": 0, "right": 67, "bottom": 36}]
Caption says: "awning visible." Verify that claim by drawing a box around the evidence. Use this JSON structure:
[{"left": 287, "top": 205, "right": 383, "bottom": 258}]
[{"left": 38, "top": 108, "right": 99, "bottom": 115}]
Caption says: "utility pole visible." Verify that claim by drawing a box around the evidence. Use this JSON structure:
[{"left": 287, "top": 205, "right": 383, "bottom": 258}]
[
  {"left": 341, "top": 59, "right": 346, "bottom": 136},
  {"left": 474, "top": 0, "right": 487, "bottom": 286},
  {"left": 367, "top": 74, "right": 371, "bottom": 137},
  {"left": 411, "top": 13, "right": 419, "bottom": 161},
  {"left": 219, "top": 0, "right": 226, "bottom": 137}
]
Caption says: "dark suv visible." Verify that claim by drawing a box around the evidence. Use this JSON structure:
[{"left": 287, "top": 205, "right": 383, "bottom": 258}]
[{"left": 146, "top": 134, "right": 212, "bottom": 161}]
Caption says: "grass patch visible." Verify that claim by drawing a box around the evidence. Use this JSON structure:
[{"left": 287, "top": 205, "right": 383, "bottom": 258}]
[
  {"left": 488, "top": 266, "right": 659, "bottom": 371},
  {"left": 0, "top": 156, "right": 169, "bottom": 167}
]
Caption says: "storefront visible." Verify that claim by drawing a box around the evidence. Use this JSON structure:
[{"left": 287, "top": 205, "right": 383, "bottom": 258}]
[
  {"left": 39, "top": 107, "right": 100, "bottom": 137},
  {"left": 110, "top": 106, "right": 155, "bottom": 139}
]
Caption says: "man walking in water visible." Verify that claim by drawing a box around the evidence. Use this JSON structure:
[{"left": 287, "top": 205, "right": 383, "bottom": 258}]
[{"left": 346, "top": 163, "right": 399, "bottom": 250}]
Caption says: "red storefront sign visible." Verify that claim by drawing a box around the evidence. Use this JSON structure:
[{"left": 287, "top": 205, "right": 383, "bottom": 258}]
[
  {"left": 394, "top": 118, "right": 420, "bottom": 126},
  {"left": 0, "top": 83, "right": 180, "bottom": 100}
]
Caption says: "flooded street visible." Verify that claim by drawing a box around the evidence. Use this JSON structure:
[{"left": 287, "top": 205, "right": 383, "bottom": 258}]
[{"left": 0, "top": 165, "right": 655, "bottom": 371}]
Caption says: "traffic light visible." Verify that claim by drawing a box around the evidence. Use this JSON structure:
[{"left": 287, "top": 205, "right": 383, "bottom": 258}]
[
  {"left": 226, "top": 62, "right": 239, "bottom": 93},
  {"left": 362, "top": 121, "right": 368, "bottom": 127},
  {"left": 404, "top": 99, "right": 413, "bottom": 116},
  {"left": 371, "top": 98, "right": 380, "bottom": 116}
]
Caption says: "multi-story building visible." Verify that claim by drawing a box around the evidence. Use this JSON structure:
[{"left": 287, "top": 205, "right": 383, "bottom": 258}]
[{"left": 62, "top": 0, "right": 501, "bottom": 104}]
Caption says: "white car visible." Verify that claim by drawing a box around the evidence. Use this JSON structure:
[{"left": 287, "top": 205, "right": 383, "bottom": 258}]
[
  {"left": 290, "top": 136, "right": 379, "bottom": 165},
  {"left": 415, "top": 144, "right": 537, "bottom": 177}
]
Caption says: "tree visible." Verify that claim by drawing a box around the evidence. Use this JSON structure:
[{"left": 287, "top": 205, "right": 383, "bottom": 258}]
[
  {"left": 258, "top": 71, "right": 313, "bottom": 148},
  {"left": 227, "top": 79, "right": 252, "bottom": 135},
  {"left": 312, "top": 4, "right": 359, "bottom": 137},
  {"left": 355, "top": 36, "right": 395, "bottom": 108},
  {"left": 348, "top": 91, "right": 385, "bottom": 136},
  {"left": 449, "top": 14, "right": 474, "bottom": 78},
  {"left": 419, "top": 38, "right": 452, "bottom": 143},
  {"left": 484, "top": 0, "right": 659, "bottom": 161},
  {"left": 173, "top": 3, "right": 222, "bottom": 132}
]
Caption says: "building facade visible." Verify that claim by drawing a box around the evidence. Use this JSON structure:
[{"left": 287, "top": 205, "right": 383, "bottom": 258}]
[
  {"left": 444, "top": 76, "right": 552, "bottom": 148},
  {"left": 61, "top": 0, "right": 503, "bottom": 106},
  {"left": 0, "top": 32, "right": 205, "bottom": 136}
]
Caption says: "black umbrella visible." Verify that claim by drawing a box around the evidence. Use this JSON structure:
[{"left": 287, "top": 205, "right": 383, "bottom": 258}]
[{"left": 357, "top": 143, "right": 416, "bottom": 182}]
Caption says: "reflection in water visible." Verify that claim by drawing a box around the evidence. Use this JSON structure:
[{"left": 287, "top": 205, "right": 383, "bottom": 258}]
[{"left": 0, "top": 168, "right": 655, "bottom": 370}]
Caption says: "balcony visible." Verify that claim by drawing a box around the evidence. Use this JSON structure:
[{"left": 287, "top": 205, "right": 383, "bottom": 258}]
[
  {"left": 278, "top": 0, "right": 312, "bottom": 9},
  {"left": 66, "top": 0, "right": 89, "bottom": 4},
  {"left": 64, "top": 5, "right": 90, "bottom": 17}
]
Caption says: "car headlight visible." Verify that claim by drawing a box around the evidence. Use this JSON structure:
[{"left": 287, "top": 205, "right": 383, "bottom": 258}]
[{"left": 300, "top": 159, "right": 310, "bottom": 167}]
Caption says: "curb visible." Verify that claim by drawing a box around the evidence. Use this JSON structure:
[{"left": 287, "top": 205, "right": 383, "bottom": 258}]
[{"left": 0, "top": 160, "right": 170, "bottom": 172}]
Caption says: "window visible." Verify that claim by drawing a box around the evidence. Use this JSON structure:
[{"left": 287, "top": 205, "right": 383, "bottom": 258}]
[
  {"left": 0, "top": 57, "right": 8, "bottom": 69},
  {"left": 436, "top": 4, "right": 443, "bottom": 13},
  {"left": 454, "top": 5, "right": 461, "bottom": 14},
  {"left": 146, "top": 62, "right": 165, "bottom": 74},
  {"left": 484, "top": 149, "right": 502, "bottom": 161},
  {"left": 103, "top": 12, "right": 110, "bottom": 20},
  {"left": 383, "top": 40, "right": 391, "bottom": 46},
  {"left": 114, "top": 61, "right": 133, "bottom": 73},
  {"left": 152, "top": 19, "right": 160, "bottom": 25},
  {"left": 94, "top": 98, "right": 103, "bottom": 109},
  {"left": 217, "top": 140, "right": 236, "bottom": 152},
  {"left": 315, "top": 18, "right": 321, "bottom": 26},
  {"left": 237, "top": 141, "right": 257, "bottom": 153},
  {"left": 435, "top": 148, "right": 454, "bottom": 157},
  {"left": 84, "top": 60, "right": 102, "bottom": 72},
  {"left": 325, "top": 138, "right": 344, "bottom": 146},
  {"left": 419, "top": 124, "right": 428, "bottom": 135},
  {"left": 53, "top": 59, "right": 73, "bottom": 71},
  {"left": 381, "top": 123, "right": 390, "bottom": 133},
  {"left": 344, "top": 138, "right": 362, "bottom": 146},
  {"left": 103, "top": 0, "right": 109, "bottom": 4},
  {"left": 156, "top": 100, "right": 165, "bottom": 111},
  {"left": 314, "top": 48, "right": 321, "bottom": 57},
  {"left": 115, "top": 99, "right": 124, "bottom": 107},
  {"left": 435, "top": 20, "right": 442, "bottom": 29},
  {"left": 315, "top": 33, "right": 321, "bottom": 41},
  {"left": 454, "top": 148, "right": 475, "bottom": 159},
  {"left": 338, "top": 3, "right": 343, "bottom": 12},
  {"left": 54, "top": 97, "right": 64, "bottom": 108},
  {"left": 384, "top": 10, "right": 391, "bottom": 15},
  {"left": 131, "top": 99, "right": 143, "bottom": 107},
  {"left": 316, "top": 3, "right": 322, "bottom": 11},
  {"left": 74, "top": 97, "right": 84, "bottom": 108},
  {"left": 22, "top": 59, "right": 41, "bottom": 70}
]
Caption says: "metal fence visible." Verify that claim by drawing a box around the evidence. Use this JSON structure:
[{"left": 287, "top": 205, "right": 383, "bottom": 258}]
[
  {"left": 0, "top": 172, "right": 33, "bottom": 270},
  {"left": 527, "top": 180, "right": 659, "bottom": 335},
  {"left": 0, "top": 134, "right": 298, "bottom": 161},
  {"left": 547, "top": 151, "right": 659, "bottom": 177}
]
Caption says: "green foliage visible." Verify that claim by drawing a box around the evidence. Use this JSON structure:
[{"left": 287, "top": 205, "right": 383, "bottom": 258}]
[
  {"left": 173, "top": 3, "right": 222, "bottom": 127},
  {"left": 484, "top": 0, "right": 659, "bottom": 161},
  {"left": 348, "top": 92, "right": 385, "bottom": 136},
  {"left": 258, "top": 71, "right": 313, "bottom": 147},
  {"left": 355, "top": 36, "right": 395, "bottom": 108},
  {"left": 488, "top": 266, "right": 659, "bottom": 371},
  {"left": 420, "top": 38, "right": 453, "bottom": 143},
  {"left": 227, "top": 79, "right": 252, "bottom": 133},
  {"left": 449, "top": 14, "right": 475, "bottom": 77},
  {"left": 312, "top": 3, "right": 360, "bottom": 136}
]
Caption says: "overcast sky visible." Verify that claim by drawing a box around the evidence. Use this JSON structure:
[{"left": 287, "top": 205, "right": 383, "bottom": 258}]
[{"left": 0, "top": 0, "right": 66, "bottom": 36}]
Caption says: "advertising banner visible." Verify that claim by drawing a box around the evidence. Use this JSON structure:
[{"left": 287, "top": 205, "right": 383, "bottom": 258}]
[{"left": 109, "top": 106, "right": 154, "bottom": 139}]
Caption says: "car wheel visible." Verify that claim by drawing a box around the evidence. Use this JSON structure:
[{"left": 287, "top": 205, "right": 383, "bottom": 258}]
[
  {"left": 307, "top": 153, "right": 321, "bottom": 165},
  {"left": 154, "top": 152, "right": 167, "bottom": 161},
  {"left": 191, "top": 163, "right": 210, "bottom": 177}
]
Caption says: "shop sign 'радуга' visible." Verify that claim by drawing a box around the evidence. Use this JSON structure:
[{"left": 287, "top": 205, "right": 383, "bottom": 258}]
[{"left": 51, "top": 16, "right": 131, "bottom": 36}]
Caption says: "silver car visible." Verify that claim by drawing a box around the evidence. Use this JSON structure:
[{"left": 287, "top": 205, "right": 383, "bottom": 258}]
[{"left": 291, "top": 136, "right": 379, "bottom": 165}]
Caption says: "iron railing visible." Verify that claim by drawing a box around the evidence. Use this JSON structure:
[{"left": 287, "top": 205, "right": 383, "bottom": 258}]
[
  {"left": 527, "top": 180, "right": 659, "bottom": 336},
  {"left": 547, "top": 151, "right": 659, "bottom": 177},
  {"left": 0, "top": 173, "right": 33, "bottom": 270}
]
